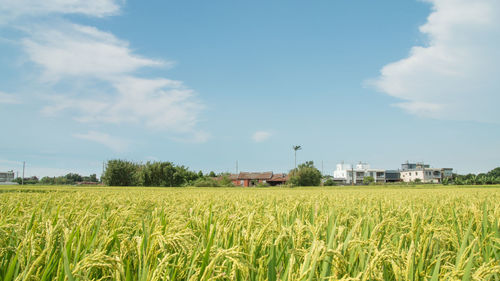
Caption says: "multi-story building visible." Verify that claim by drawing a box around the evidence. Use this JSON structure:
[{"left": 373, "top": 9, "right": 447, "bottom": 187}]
[
  {"left": 400, "top": 162, "right": 453, "bottom": 183},
  {"left": 385, "top": 170, "right": 401, "bottom": 182},
  {"left": 0, "top": 170, "right": 15, "bottom": 183},
  {"left": 333, "top": 162, "right": 386, "bottom": 184},
  {"left": 401, "top": 162, "right": 430, "bottom": 171}
]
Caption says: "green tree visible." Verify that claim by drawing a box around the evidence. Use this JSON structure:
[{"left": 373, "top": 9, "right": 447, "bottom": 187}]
[
  {"left": 82, "top": 174, "right": 98, "bottom": 182},
  {"left": 193, "top": 177, "right": 220, "bottom": 187},
  {"left": 288, "top": 161, "right": 321, "bottom": 186},
  {"left": 40, "top": 176, "right": 55, "bottom": 185},
  {"left": 64, "top": 173, "right": 83, "bottom": 184},
  {"left": 323, "top": 178, "right": 337, "bottom": 186},
  {"left": 219, "top": 175, "right": 235, "bottom": 187},
  {"left": 102, "top": 159, "right": 139, "bottom": 186},
  {"left": 487, "top": 167, "right": 500, "bottom": 178},
  {"left": 322, "top": 175, "right": 336, "bottom": 186},
  {"left": 363, "top": 176, "right": 375, "bottom": 185},
  {"left": 14, "top": 176, "right": 39, "bottom": 185}
]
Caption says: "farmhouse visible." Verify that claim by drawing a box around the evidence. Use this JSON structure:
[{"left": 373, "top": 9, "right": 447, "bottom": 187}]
[{"left": 227, "top": 172, "right": 288, "bottom": 187}]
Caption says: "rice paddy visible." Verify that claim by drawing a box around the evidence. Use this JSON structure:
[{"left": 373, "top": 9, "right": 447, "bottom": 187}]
[{"left": 0, "top": 185, "right": 499, "bottom": 280}]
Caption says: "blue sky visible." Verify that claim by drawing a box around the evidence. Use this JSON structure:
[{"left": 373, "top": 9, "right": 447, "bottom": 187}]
[{"left": 1, "top": 0, "right": 499, "bottom": 177}]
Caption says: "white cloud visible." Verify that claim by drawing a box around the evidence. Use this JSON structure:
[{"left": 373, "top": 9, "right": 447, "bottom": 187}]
[
  {"left": 1, "top": 1, "right": 207, "bottom": 142},
  {"left": 371, "top": 0, "right": 500, "bottom": 123},
  {"left": 24, "top": 23, "right": 206, "bottom": 141},
  {"left": 40, "top": 76, "right": 205, "bottom": 137},
  {"left": 73, "top": 131, "right": 129, "bottom": 152},
  {"left": 252, "top": 131, "right": 272, "bottom": 142},
  {"left": 0, "top": 91, "right": 21, "bottom": 104},
  {"left": 0, "top": 0, "right": 121, "bottom": 21},
  {"left": 23, "top": 24, "right": 164, "bottom": 82}
]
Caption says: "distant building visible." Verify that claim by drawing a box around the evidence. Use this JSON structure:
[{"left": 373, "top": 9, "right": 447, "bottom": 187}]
[
  {"left": 333, "top": 162, "right": 386, "bottom": 184},
  {"left": 441, "top": 168, "right": 453, "bottom": 179},
  {"left": 385, "top": 170, "right": 401, "bottom": 183},
  {"left": 0, "top": 170, "right": 15, "bottom": 183},
  {"left": 223, "top": 172, "right": 288, "bottom": 187},
  {"left": 401, "top": 162, "right": 430, "bottom": 171},
  {"left": 400, "top": 162, "right": 453, "bottom": 183}
]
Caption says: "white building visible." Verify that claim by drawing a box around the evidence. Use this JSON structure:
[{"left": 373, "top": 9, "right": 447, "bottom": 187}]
[
  {"left": 333, "top": 162, "right": 385, "bottom": 184},
  {"left": 0, "top": 170, "right": 15, "bottom": 184},
  {"left": 400, "top": 168, "right": 442, "bottom": 183},
  {"left": 400, "top": 162, "right": 453, "bottom": 183}
]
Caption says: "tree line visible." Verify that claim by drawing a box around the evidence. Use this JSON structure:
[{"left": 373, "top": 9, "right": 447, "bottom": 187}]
[
  {"left": 102, "top": 159, "right": 225, "bottom": 187},
  {"left": 12, "top": 159, "right": 500, "bottom": 187},
  {"left": 101, "top": 159, "right": 326, "bottom": 187},
  {"left": 13, "top": 173, "right": 99, "bottom": 185},
  {"left": 448, "top": 167, "right": 500, "bottom": 185}
]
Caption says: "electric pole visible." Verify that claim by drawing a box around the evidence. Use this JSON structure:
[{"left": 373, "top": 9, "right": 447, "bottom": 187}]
[
  {"left": 351, "top": 166, "right": 354, "bottom": 186},
  {"left": 22, "top": 161, "right": 25, "bottom": 186}
]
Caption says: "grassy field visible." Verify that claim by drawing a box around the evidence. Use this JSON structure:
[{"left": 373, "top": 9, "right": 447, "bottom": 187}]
[{"left": 0, "top": 185, "right": 499, "bottom": 280}]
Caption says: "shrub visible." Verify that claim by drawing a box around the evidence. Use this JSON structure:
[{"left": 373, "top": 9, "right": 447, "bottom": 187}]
[
  {"left": 363, "top": 176, "right": 375, "bottom": 185},
  {"left": 256, "top": 182, "right": 270, "bottom": 187},
  {"left": 193, "top": 177, "right": 220, "bottom": 187},
  {"left": 323, "top": 178, "right": 337, "bottom": 186}
]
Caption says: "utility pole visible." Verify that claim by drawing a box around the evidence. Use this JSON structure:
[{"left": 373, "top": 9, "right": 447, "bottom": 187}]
[
  {"left": 321, "top": 160, "right": 324, "bottom": 186},
  {"left": 236, "top": 160, "right": 238, "bottom": 174},
  {"left": 22, "top": 161, "right": 25, "bottom": 186},
  {"left": 351, "top": 166, "right": 354, "bottom": 186}
]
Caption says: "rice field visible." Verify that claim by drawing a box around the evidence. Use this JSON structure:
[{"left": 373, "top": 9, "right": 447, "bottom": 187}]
[{"left": 0, "top": 185, "right": 499, "bottom": 280}]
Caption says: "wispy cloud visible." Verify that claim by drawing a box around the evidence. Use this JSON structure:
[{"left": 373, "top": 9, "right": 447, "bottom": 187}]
[
  {"left": 370, "top": 0, "right": 500, "bottom": 123},
  {"left": 252, "top": 131, "right": 272, "bottom": 142},
  {"left": 23, "top": 23, "right": 164, "bottom": 82},
  {"left": 0, "top": 91, "right": 21, "bottom": 104},
  {"left": 73, "top": 131, "right": 129, "bottom": 152},
  {"left": 1, "top": 0, "right": 207, "bottom": 142},
  {"left": 40, "top": 75, "right": 204, "bottom": 136},
  {"left": 0, "top": 0, "right": 121, "bottom": 22}
]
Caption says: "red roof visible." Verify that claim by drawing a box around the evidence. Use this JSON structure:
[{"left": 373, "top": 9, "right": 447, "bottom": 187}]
[
  {"left": 215, "top": 172, "right": 288, "bottom": 182},
  {"left": 269, "top": 173, "right": 288, "bottom": 182},
  {"left": 238, "top": 172, "right": 273, "bottom": 180},
  {"left": 214, "top": 174, "right": 239, "bottom": 181}
]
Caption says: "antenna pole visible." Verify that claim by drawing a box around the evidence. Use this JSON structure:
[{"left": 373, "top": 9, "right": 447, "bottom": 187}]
[
  {"left": 351, "top": 166, "right": 354, "bottom": 186},
  {"left": 22, "top": 161, "right": 25, "bottom": 185}
]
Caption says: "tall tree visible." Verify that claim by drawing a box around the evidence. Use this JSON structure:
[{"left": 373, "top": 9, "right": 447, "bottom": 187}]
[{"left": 293, "top": 145, "right": 302, "bottom": 169}]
